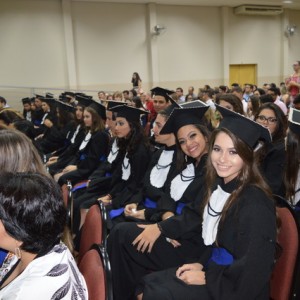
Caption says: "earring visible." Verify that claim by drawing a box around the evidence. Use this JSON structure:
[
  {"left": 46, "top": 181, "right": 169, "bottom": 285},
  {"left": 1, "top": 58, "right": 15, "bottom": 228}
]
[
  {"left": 185, "top": 155, "right": 188, "bottom": 162},
  {"left": 14, "top": 247, "right": 22, "bottom": 259}
]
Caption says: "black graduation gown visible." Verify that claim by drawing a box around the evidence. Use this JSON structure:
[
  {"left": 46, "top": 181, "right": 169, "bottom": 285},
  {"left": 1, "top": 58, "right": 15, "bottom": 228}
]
[
  {"left": 260, "top": 141, "right": 285, "bottom": 196},
  {"left": 33, "top": 111, "right": 58, "bottom": 137},
  {"left": 145, "top": 155, "right": 207, "bottom": 223},
  {"left": 37, "top": 120, "right": 76, "bottom": 155},
  {"left": 107, "top": 156, "right": 208, "bottom": 300},
  {"left": 48, "top": 125, "right": 86, "bottom": 176},
  {"left": 139, "top": 182, "right": 277, "bottom": 300},
  {"left": 113, "top": 144, "right": 179, "bottom": 223},
  {"left": 58, "top": 130, "right": 110, "bottom": 185},
  {"left": 31, "top": 108, "right": 44, "bottom": 126},
  {"left": 108, "top": 143, "right": 151, "bottom": 209}
]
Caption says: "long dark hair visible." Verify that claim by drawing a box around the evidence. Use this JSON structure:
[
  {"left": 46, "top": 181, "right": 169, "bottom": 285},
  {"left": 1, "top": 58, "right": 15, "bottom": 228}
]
[
  {"left": 176, "top": 124, "right": 210, "bottom": 171},
  {"left": 284, "top": 130, "right": 300, "bottom": 204},
  {"left": 57, "top": 107, "right": 75, "bottom": 128},
  {"left": 202, "top": 128, "right": 272, "bottom": 236},
  {"left": 254, "top": 103, "right": 287, "bottom": 144},
  {"left": 131, "top": 72, "right": 141, "bottom": 86},
  {"left": 117, "top": 120, "right": 149, "bottom": 157}
]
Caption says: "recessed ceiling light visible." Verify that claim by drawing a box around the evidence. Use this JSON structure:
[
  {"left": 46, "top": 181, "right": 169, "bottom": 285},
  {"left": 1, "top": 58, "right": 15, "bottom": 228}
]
[{"left": 283, "top": 0, "right": 293, "bottom": 3}]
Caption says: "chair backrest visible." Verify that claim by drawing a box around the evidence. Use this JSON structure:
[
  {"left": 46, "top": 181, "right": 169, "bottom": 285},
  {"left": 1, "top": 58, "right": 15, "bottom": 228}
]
[
  {"left": 79, "top": 247, "right": 106, "bottom": 300},
  {"left": 78, "top": 203, "right": 103, "bottom": 264},
  {"left": 270, "top": 205, "right": 299, "bottom": 300}
]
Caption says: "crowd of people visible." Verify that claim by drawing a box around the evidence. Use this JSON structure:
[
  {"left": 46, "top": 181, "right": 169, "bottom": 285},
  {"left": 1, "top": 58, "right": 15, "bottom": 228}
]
[{"left": 0, "top": 62, "right": 299, "bottom": 299}]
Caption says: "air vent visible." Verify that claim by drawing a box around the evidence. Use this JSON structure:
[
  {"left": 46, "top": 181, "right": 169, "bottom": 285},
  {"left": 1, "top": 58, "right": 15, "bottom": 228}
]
[{"left": 234, "top": 5, "right": 283, "bottom": 16}]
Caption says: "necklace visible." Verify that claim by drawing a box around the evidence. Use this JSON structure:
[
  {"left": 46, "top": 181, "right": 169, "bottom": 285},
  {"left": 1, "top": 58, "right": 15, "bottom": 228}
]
[
  {"left": 156, "top": 162, "right": 172, "bottom": 170},
  {"left": 207, "top": 201, "right": 222, "bottom": 217},
  {"left": 180, "top": 172, "right": 195, "bottom": 182}
]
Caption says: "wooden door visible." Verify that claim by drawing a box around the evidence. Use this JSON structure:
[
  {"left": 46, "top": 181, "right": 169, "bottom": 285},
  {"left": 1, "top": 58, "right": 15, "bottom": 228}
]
[{"left": 229, "top": 64, "right": 257, "bottom": 86}]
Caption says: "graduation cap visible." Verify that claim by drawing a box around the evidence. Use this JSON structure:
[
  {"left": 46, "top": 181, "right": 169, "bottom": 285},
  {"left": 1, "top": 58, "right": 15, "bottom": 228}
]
[
  {"left": 41, "top": 97, "right": 56, "bottom": 106},
  {"left": 106, "top": 100, "right": 127, "bottom": 111},
  {"left": 63, "top": 92, "right": 75, "bottom": 98},
  {"left": 110, "top": 105, "right": 149, "bottom": 123},
  {"left": 34, "top": 94, "right": 45, "bottom": 100},
  {"left": 160, "top": 105, "right": 209, "bottom": 135},
  {"left": 150, "top": 87, "right": 175, "bottom": 102},
  {"left": 21, "top": 97, "right": 31, "bottom": 105},
  {"left": 56, "top": 100, "right": 75, "bottom": 113},
  {"left": 180, "top": 100, "right": 207, "bottom": 109},
  {"left": 163, "top": 95, "right": 181, "bottom": 116},
  {"left": 217, "top": 105, "right": 272, "bottom": 148},
  {"left": 76, "top": 95, "right": 94, "bottom": 107},
  {"left": 288, "top": 108, "right": 300, "bottom": 135},
  {"left": 88, "top": 100, "right": 107, "bottom": 120},
  {"left": 45, "top": 93, "right": 54, "bottom": 98}
]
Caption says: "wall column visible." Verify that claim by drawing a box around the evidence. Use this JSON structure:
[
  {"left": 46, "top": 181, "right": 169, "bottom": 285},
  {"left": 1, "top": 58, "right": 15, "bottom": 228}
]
[{"left": 62, "top": 0, "right": 78, "bottom": 89}]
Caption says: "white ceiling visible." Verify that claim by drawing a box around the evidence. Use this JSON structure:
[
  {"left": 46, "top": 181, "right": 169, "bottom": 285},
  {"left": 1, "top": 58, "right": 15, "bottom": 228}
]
[{"left": 73, "top": 0, "right": 300, "bottom": 10}]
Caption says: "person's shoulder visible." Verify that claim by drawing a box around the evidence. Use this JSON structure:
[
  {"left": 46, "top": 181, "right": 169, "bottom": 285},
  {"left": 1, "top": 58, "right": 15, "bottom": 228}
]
[{"left": 240, "top": 185, "right": 275, "bottom": 211}]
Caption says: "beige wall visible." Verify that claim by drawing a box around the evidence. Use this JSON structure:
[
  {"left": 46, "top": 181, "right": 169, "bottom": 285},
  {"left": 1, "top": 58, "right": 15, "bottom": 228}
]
[{"left": 0, "top": 0, "right": 300, "bottom": 109}]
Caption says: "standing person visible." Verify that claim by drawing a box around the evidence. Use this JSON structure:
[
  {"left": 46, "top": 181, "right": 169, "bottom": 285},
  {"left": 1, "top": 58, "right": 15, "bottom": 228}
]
[
  {"left": 176, "top": 87, "right": 185, "bottom": 103},
  {"left": 0, "top": 172, "right": 88, "bottom": 299},
  {"left": 286, "top": 61, "right": 300, "bottom": 103},
  {"left": 243, "top": 83, "right": 254, "bottom": 102},
  {"left": 136, "top": 106, "right": 276, "bottom": 300},
  {"left": 131, "top": 72, "right": 142, "bottom": 91}
]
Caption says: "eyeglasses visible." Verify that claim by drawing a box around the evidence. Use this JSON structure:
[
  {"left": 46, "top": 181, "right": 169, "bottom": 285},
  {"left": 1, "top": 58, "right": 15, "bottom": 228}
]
[{"left": 257, "top": 115, "right": 277, "bottom": 124}]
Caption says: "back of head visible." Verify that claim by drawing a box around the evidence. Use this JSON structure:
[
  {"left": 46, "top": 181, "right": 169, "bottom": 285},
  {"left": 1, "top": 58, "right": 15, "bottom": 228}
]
[
  {"left": 0, "top": 172, "right": 66, "bottom": 254},
  {"left": 0, "top": 129, "right": 46, "bottom": 174},
  {"left": 0, "top": 109, "right": 23, "bottom": 126}
]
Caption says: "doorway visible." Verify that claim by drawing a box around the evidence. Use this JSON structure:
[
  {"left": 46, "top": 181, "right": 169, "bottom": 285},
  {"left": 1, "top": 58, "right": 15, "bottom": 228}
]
[{"left": 229, "top": 64, "right": 257, "bottom": 87}]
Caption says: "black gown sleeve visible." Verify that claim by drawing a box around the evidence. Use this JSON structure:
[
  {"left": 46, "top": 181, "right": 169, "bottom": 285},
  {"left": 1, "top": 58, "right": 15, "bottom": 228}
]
[
  {"left": 110, "top": 144, "right": 150, "bottom": 208},
  {"left": 261, "top": 142, "right": 286, "bottom": 195}
]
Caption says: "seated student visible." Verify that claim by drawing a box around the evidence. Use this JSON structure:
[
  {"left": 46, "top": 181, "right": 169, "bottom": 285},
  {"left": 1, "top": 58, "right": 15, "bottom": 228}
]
[
  {"left": 96, "top": 106, "right": 151, "bottom": 223},
  {"left": 284, "top": 108, "right": 300, "bottom": 212},
  {"left": 35, "top": 100, "right": 76, "bottom": 154},
  {"left": 33, "top": 97, "right": 58, "bottom": 138},
  {"left": 31, "top": 94, "right": 44, "bottom": 127},
  {"left": 47, "top": 96, "right": 87, "bottom": 176},
  {"left": 71, "top": 101, "right": 126, "bottom": 235},
  {"left": 113, "top": 101, "right": 180, "bottom": 223},
  {"left": 21, "top": 97, "right": 33, "bottom": 122},
  {"left": 0, "top": 109, "right": 24, "bottom": 128},
  {"left": 254, "top": 103, "right": 287, "bottom": 195},
  {"left": 136, "top": 105, "right": 276, "bottom": 300},
  {"left": 107, "top": 104, "right": 210, "bottom": 300},
  {"left": 0, "top": 172, "right": 88, "bottom": 299},
  {"left": 56, "top": 100, "right": 109, "bottom": 185},
  {"left": 123, "top": 102, "right": 210, "bottom": 225}
]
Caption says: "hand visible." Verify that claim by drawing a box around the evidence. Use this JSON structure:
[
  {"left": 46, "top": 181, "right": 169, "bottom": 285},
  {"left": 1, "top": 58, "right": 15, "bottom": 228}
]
[
  {"left": 162, "top": 212, "right": 174, "bottom": 221},
  {"left": 46, "top": 156, "right": 58, "bottom": 166},
  {"left": 176, "top": 263, "right": 205, "bottom": 285},
  {"left": 97, "top": 194, "right": 112, "bottom": 205},
  {"left": 132, "top": 224, "right": 161, "bottom": 253},
  {"left": 168, "top": 239, "right": 181, "bottom": 248},
  {"left": 177, "top": 270, "right": 206, "bottom": 285},
  {"left": 63, "top": 165, "right": 77, "bottom": 173},
  {"left": 176, "top": 263, "right": 203, "bottom": 277},
  {"left": 44, "top": 119, "right": 53, "bottom": 128},
  {"left": 124, "top": 203, "right": 137, "bottom": 217}
]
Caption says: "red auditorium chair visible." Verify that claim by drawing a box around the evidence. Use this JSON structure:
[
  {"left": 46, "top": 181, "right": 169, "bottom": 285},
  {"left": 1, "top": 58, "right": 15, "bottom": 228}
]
[{"left": 270, "top": 196, "right": 300, "bottom": 300}]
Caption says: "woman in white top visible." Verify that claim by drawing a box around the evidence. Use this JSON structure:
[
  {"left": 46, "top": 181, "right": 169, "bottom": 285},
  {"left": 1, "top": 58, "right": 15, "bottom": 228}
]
[{"left": 0, "top": 172, "right": 88, "bottom": 299}]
